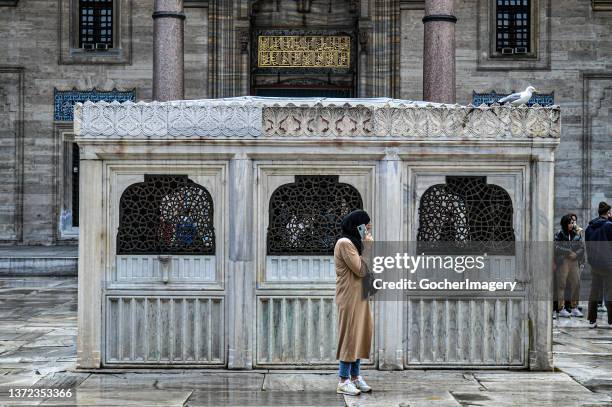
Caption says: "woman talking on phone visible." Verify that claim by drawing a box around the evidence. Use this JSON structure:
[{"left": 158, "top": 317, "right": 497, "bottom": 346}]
[{"left": 334, "top": 209, "right": 374, "bottom": 396}]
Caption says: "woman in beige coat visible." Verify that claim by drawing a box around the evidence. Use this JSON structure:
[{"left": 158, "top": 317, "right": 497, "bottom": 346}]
[{"left": 335, "top": 209, "right": 373, "bottom": 396}]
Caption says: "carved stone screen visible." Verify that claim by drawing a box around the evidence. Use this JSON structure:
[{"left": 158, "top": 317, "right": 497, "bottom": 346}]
[
  {"left": 417, "top": 176, "right": 515, "bottom": 255},
  {"left": 267, "top": 175, "right": 363, "bottom": 255},
  {"left": 117, "top": 175, "right": 215, "bottom": 255}
]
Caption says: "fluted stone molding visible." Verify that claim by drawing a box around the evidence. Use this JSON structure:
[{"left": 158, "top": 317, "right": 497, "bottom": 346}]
[
  {"left": 209, "top": 0, "right": 247, "bottom": 98},
  {"left": 371, "top": 0, "right": 400, "bottom": 97},
  {"left": 423, "top": 0, "right": 456, "bottom": 103},
  {"left": 74, "top": 98, "right": 560, "bottom": 140},
  {"left": 153, "top": 0, "right": 185, "bottom": 101}
]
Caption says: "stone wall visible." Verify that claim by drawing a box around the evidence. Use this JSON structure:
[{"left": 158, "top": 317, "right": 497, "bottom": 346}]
[
  {"left": 0, "top": 0, "right": 610, "bottom": 244},
  {"left": 0, "top": 0, "right": 208, "bottom": 244},
  {"left": 400, "top": 0, "right": 612, "bottom": 225}
]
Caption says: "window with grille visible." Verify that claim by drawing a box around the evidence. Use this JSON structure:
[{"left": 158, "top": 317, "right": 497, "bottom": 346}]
[
  {"left": 79, "top": 0, "right": 113, "bottom": 50},
  {"left": 495, "top": 0, "right": 530, "bottom": 54},
  {"left": 117, "top": 175, "right": 215, "bottom": 255},
  {"left": 417, "top": 176, "right": 515, "bottom": 255},
  {"left": 267, "top": 175, "right": 363, "bottom": 255}
]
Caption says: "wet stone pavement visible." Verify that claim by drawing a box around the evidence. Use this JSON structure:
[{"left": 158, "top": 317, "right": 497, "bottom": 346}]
[{"left": 1, "top": 277, "right": 612, "bottom": 406}]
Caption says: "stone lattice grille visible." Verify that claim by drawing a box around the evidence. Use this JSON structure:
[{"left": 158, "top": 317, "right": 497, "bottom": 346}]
[
  {"left": 267, "top": 175, "right": 363, "bottom": 255},
  {"left": 417, "top": 176, "right": 515, "bottom": 255},
  {"left": 117, "top": 174, "right": 215, "bottom": 255}
]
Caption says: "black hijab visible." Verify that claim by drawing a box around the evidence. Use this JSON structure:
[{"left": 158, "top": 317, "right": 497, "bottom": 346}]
[{"left": 339, "top": 209, "right": 371, "bottom": 255}]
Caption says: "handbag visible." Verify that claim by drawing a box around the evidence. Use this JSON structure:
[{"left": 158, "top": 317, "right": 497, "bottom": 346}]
[{"left": 362, "top": 262, "right": 377, "bottom": 299}]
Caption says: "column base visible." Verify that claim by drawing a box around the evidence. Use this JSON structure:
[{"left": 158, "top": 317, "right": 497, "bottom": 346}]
[
  {"left": 378, "top": 349, "right": 404, "bottom": 371},
  {"left": 529, "top": 350, "right": 553, "bottom": 371},
  {"left": 228, "top": 349, "right": 253, "bottom": 370}
]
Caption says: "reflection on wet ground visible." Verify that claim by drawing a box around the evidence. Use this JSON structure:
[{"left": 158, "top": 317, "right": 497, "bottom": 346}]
[{"left": 1, "top": 277, "right": 611, "bottom": 406}]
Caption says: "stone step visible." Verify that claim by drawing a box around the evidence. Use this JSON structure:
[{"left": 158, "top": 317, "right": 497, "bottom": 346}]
[{"left": 0, "top": 246, "right": 78, "bottom": 276}]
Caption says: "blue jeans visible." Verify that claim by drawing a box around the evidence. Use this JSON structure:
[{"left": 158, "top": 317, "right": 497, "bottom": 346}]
[{"left": 338, "top": 359, "right": 360, "bottom": 379}]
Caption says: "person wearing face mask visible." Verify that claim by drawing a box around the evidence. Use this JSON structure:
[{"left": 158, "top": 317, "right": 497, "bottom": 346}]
[
  {"left": 334, "top": 209, "right": 374, "bottom": 396},
  {"left": 554, "top": 214, "right": 585, "bottom": 318},
  {"left": 586, "top": 202, "right": 612, "bottom": 328}
]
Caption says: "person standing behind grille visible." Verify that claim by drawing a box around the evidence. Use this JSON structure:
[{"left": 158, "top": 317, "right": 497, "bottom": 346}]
[
  {"left": 334, "top": 209, "right": 373, "bottom": 396},
  {"left": 586, "top": 202, "right": 612, "bottom": 328},
  {"left": 554, "top": 214, "right": 584, "bottom": 318}
]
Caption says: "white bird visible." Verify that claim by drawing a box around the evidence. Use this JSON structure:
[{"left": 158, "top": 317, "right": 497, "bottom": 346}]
[{"left": 498, "top": 85, "right": 537, "bottom": 106}]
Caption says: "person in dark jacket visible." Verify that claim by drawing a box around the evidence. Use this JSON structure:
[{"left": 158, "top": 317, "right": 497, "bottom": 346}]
[
  {"left": 586, "top": 202, "right": 612, "bottom": 328},
  {"left": 554, "top": 214, "right": 585, "bottom": 317}
]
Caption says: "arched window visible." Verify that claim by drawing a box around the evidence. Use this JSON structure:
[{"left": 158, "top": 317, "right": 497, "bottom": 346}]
[
  {"left": 117, "top": 175, "right": 215, "bottom": 255},
  {"left": 417, "top": 176, "right": 515, "bottom": 255},
  {"left": 267, "top": 175, "right": 363, "bottom": 255}
]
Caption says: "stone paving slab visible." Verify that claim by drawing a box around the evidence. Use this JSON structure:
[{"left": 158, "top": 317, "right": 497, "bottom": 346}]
[
  {"left": 185, "top": 390, "right": 344, "bottom": 407},
  {"left": 78, "top": 372, "right": 265, "bottom": 391},
  {"left": 344, "top": 390, "right": 459, "bottom": 407},
  {"left": 450, "top": 390, "right": 612, "bottom": 406},
  {"left": 45, "top": 389, "right": 192, "bottom": 406}
]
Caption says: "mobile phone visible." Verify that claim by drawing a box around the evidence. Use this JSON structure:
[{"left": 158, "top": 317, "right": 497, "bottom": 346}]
[{"left": 357, "top": 224, "right": 367, "bottom": 240}]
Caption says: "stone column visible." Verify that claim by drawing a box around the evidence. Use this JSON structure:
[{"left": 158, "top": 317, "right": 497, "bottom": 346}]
[
  {"left": 76, "top": 156, "right": 104, "bottom": 368},
  {"left": 377, "top": 150, "right": 404, "bottom": 370},
  {"left": 528, "top": 152, "right": 555, "bottom": 371},
  {"left": 358, "top": 30, "right": 369, "bottom": 98},
  {"left": 227, "top": 154, "right": 254, "bottom": 369},
  {"left": 238, "top": 29, "right": 250, "bottom": 96},
  {"left": 153, "top": 0, "right": 185, "bottom": 101},
  {"left": 422, "top": 0, "right": 456, "bottom": 103}
]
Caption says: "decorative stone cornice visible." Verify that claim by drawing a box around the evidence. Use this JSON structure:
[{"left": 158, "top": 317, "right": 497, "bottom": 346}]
[{"left": 74, "top": 97, "right": 560, "bottom": 140}]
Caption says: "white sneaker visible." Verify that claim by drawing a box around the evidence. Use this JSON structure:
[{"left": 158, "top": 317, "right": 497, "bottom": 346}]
[
  {"left": 598, "top": 305, "right": 607, "bottom": 313},
  {"left": 558, "top": 308, "right": 571, "bottom": 318},
  {"left": 571, "top": 308, "right": 583, "bottom": 317},
  {"left": 337, "top": 379, "right": 361, "bottom": 396},
  {"left": 352, "top": 376, "right": 372, "bottom": 393},
  {"left": 589, "top": 321, "right": 598, "bottom": 329}
]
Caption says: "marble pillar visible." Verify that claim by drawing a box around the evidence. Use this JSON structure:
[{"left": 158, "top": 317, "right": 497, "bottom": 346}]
[
  {"left": 423, "top": 0, "right": 456, "bottom": 103},
  {"left": 377, "top": 150, "right": 405, "bottom": 370},
  {"left": 528, "top": 153, "right": 556, "bottom": 371},
  {"left": 76, "top": 158, "right": 104, "bottom": 368},
  {"left": 227, "top": 154, "right": 254, "bottom": 369},
  {"left": 153, "top": 0, "right": 185, "bottom": 101}
]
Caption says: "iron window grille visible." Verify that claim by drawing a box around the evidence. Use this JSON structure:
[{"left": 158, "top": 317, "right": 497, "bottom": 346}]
[
  {"left": 495, "top": 0, "right": 530, "bottom": 54},
  {"left": 117, "top": 175, "right": 215, "bottom": 255},
  {"left": 267, "top": 175, "right": 363, "bottom": 255},
  {"left": 79, "top": 0, "right": 113, "bottom": 50},
  {"left": 417, "top": 176, "right": 515, "bottom": 255}
]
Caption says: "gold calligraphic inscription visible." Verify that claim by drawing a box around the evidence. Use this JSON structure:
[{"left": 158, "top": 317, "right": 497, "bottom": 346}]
[{"left": 257, "top": 35, "right": 351, "bottom": 68}]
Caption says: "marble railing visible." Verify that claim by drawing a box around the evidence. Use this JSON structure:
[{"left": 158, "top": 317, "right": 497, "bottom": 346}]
[{"left": 74, "top": 97, "right": 560, "bottom": 140}]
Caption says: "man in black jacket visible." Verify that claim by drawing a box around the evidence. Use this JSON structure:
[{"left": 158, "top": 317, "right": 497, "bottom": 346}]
[{"left": 586, "top": 202, "right": 612, "bottom": 328}]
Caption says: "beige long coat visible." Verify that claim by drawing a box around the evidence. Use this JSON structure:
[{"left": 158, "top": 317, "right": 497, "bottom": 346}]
[{"left": 335, "top": 237, "right": 373, "bottom": 362}]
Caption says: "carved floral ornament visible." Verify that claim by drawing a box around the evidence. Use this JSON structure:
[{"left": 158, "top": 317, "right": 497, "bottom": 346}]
[{"left": 74, "top": 98, "right": 560, "bottom": 140}]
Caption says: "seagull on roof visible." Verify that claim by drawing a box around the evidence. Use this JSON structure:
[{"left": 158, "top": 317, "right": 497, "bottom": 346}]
[{"left": 498, "top": 86, "right": 537, "bottom": 106}]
